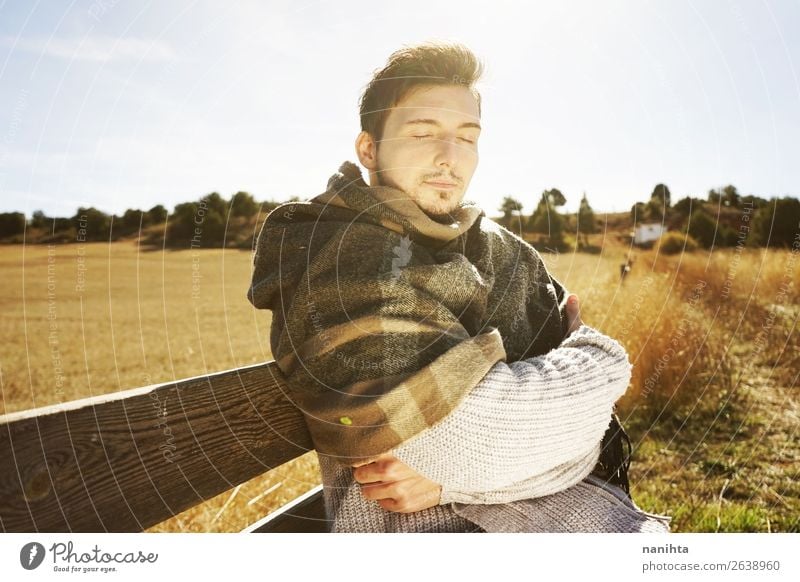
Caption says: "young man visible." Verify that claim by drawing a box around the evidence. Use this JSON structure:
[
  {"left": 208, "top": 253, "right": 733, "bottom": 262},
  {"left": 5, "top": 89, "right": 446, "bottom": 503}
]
[{"left": 248, "top": 42, "right": 671, "bottom": 533}]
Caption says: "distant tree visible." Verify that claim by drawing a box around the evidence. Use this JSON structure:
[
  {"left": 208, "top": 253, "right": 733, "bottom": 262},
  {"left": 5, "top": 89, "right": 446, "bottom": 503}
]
[
  {"left": 646, "top": 198, "right": 665, "bottom": 221},
  {"left": 529, "top": 191, "right": 566, "bottom": 248},
  {"left": 544, "top": 188, "right": 566, "bottom": 207},
  {"left": 201, "top": 192, "right": 229, "bottom": 217},
  {"left": 685, "top": 209, "right": 717, "bottom": 248},
  {"left": 707, "top": 188, "right": 721, "bottom": 204},
  {"left": 197, "top": 208, "right": 226, "bottom": 245},
  {"left": 630, "top": 202, "right": 647, "bottom": 224},
  {"left": 650, "top": 183, "right": 671, "bottom": 208},
  {"left": 499, "top": 196, "right": 523, "bottom": 226},
  {"left": 673, "top": 196, "right": 704, "bottom": 217},
  {"left": 146, "top": 204, "right": 168, "bottom": 225},
  {"left": 52, "top": 217, "right": 72, "bottom": 232},
  {"left": 31, "top": 210, "right": 48, "bottom": 229},
  {"left": 202, "top": 193, "right": 228, "bottom": 243},
  {"left": 119, "top": 209, "right": 144, "bottom": 234},
  {"left": 230, "top": 191, "right": 259, "bottom": 218},
  {"left": 546, "top": 211, "right": 565, "bottom": 248},
  {"left": 739, "top": 194, "right": 767, "bottom": 208},
  {"left": 577, "top": 192, "right": 596, "bottom": 247},
  {"left": 0, "top": 212, "right": 26, "bottom": 237},
  {"left": 168, "top": 202, "right": 199, "bottom": 245},
  {"left": 721, "top": 185, "right": 741, "bottom": 208},
  {"left": 74, "top": 207, "right": 111, "bottom": 241},
  {"left": 751, "top": 197, "right": 800, "bottom": 247},
  {"left": 530, "top": 189, "right": 565, "bottom": 228},
  {"left": 167, "top": 194, "right": 228, "bottom": 247},
  {"left": 529, "top": 194, "right": 549, "bottom": 233},
  {"left": 644, "top": 183, "right": 671, "bottom": 221}
]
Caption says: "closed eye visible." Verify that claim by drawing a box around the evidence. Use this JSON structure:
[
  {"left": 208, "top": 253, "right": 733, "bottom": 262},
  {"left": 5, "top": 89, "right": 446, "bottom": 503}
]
[{"left": 412, "top": 135, "right": 476, "bottom": 144}]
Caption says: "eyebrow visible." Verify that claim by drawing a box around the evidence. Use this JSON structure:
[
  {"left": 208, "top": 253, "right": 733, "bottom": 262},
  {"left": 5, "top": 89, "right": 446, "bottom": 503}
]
[{"left": 403, "top": 118, "right": 482, "bottom": 131}]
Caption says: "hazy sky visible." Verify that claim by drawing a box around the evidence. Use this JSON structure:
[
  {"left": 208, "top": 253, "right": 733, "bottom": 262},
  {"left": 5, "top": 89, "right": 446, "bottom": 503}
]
[{"left": 1, "top": 0, "right": 798, "bottom": 217}]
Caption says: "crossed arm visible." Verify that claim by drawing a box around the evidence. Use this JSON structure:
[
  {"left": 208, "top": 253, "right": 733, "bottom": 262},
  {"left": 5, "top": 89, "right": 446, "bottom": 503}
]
[
  {"left": 265, "top": 225, "right": 632, "bottom": 513},
  {"left": 353, "top": 294, "right": 633, "bottom": 513}
]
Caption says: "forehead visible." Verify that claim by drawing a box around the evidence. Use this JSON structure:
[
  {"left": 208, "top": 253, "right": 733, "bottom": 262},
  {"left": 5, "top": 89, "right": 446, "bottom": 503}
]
[{"left": 385, "top": 84, "right": 480, "bottom": 129}]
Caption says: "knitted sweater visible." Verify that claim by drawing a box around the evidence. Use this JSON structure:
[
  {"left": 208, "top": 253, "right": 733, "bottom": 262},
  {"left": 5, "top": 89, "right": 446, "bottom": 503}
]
[
  {"left": 249, "top": 161, "right": 672, "bottom": 533},
  {"left": 318, "top": 324, "right": 672, "bottom": 533},
  {"left": 249, "top": 161, "right": 571, "bottom": 463}
]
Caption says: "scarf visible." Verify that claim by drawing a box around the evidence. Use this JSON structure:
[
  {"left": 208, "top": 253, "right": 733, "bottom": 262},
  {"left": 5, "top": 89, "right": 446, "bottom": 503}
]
[{"left": 247, "top": 161, "right": 569, "bottom": 463}]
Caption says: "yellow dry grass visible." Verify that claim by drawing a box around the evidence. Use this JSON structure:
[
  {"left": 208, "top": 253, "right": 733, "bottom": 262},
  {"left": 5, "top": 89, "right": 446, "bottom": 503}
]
[
  {"left": 0, "top": 240, "right": 320, "bottom": 532},
  {"left": 545, "top": 240, "right": 799, "bottom": 532},
  {"left": 1, "top": 234, "right": 797, "bottom": 531}
]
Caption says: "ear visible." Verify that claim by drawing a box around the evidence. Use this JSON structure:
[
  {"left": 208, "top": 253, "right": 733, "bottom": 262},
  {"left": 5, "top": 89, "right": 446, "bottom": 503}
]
[{"left": 355, "top": 131, "right": 378, "bottom": 170}]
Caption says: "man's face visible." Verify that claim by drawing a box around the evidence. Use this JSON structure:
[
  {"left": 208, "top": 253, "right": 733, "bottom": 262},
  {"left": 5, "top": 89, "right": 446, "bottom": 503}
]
[{"left": 365, "top": 84, "right": 481, "bottom": 218}]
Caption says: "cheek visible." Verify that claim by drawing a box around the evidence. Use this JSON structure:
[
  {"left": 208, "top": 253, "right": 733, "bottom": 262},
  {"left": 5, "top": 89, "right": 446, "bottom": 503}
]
[
  {"left": 464, "top": 144, "right": 479, "bottom": 164},
  {"left": 452, "top": 153, "right": 476, "bottom": 186},
  {"left": 379, "top": 144, "right": 424, "bottom": 176},
  {"left": 464, "top": 149, "right": 479, "bottom": 178},
  {"left": 377, "top": 141, "right": 410, "bottom": 172}
]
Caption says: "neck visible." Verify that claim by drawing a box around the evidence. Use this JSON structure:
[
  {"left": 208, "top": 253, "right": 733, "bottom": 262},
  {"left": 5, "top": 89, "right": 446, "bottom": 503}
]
[{"left": 367, "top": 170, "right": 380, "bottom": 188}]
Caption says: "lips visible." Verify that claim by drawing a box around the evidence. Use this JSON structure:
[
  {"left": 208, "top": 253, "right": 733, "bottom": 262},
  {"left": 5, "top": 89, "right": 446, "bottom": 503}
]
[{"left": 425, "top": 181, "right": 457, "bottom": 188}]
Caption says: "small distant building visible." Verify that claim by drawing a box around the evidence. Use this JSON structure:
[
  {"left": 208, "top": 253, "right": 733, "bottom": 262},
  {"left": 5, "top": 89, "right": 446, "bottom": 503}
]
[{"left": 633, "top": 223, "right": 666, "bottom": 246}]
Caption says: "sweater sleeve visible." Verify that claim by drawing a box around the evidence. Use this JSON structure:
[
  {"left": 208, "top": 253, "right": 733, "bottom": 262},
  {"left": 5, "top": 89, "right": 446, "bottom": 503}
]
[
  {"left": 439, "top": 441, "right": 603, "bottom": 504},
  {"left": 390, "top": 324, "right": 633, "bottom": 500}
]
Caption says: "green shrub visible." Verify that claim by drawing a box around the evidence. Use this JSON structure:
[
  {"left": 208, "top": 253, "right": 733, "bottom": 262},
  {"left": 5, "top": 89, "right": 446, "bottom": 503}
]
[{"left": 658, "top": 231, "right": 698, "bottom": 254}]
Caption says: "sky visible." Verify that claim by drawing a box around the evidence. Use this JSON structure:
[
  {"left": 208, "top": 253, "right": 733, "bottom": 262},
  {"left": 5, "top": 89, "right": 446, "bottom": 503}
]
[{"left": 0, "top": 0, "right": 798, "bottom": 217}]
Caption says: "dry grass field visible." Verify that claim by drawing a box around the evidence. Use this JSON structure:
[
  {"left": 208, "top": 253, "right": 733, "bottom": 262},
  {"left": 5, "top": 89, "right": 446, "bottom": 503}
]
[
  {"left": 1, "top": 233, "right": 797, "bottom": 532},
  {"left": 0, "top": 240, "right": 320, "bottom": 532}
]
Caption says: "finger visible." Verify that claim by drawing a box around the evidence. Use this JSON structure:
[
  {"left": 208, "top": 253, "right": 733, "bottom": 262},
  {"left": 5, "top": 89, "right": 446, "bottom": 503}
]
[
  {"left": 353, "top": 463, "right": 383, "bottom": 484},
  {"left": 352, "top": 458, "right": 397, "bottom": 484},
  {"left": 359, "top": 480, "right": 399, "bottom": 501},
  {"left": 350, "top": 452, "right": 391, "bottom": 468},
  {"left": 353, "top": 456, "right": 412, "bottom": 484},
  {"left": 376, "top": 483, "right": 440, "bottom": 514},
  {"left": 377, "top": 498, "right": 400, "bottom": 512},
  {"left": 366, "top": 479, "right": 443, "bottom": 513},
  {"left": 566, "top": 294, "right": 582, "bottom": 333}
]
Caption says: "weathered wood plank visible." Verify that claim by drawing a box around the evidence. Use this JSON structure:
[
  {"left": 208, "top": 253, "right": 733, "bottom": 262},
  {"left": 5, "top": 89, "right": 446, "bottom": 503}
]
[
  {"left": 0, "top": 362, "right": 313, "bottom": 532},
  {"left": 243, "top": 485, "right": 329, "bottom": 533}
]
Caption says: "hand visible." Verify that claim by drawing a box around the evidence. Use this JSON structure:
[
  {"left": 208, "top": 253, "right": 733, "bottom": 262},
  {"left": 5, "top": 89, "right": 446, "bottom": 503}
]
[
  {"left": 351, "top": 453, "right": 442, "bottom": 513},
  {"left": 565, "top": 294, "right": 582, "bottom": 338}
]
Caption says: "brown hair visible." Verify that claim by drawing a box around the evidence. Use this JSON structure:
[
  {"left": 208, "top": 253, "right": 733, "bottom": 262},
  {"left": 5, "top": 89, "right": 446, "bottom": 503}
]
[{"left": 359, "top": 42, "right": 484, "bottom": 144}]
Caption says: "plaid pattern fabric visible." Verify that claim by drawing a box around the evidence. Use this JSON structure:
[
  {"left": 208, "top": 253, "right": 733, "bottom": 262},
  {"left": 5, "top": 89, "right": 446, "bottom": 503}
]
[{"left": 248, "top": 161, "right": 568, "bottom": 463}]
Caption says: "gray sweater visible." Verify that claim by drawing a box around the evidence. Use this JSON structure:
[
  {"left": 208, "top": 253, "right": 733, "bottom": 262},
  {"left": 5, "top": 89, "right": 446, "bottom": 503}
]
[
  {"left": 250, "top": 161, "right": 671, "bottom": 533},
  {"left": 318, "top": 325, "right": 672, "bottom": 533}
]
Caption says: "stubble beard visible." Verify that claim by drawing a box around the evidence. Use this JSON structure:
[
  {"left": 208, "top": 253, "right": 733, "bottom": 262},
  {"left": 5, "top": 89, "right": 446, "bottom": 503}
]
[{"left": 374, "top": 167, "right": 457, "bottom": 223}]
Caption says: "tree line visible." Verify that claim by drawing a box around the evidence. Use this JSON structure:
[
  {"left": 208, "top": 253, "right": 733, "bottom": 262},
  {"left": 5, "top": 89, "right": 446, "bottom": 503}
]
[
  {"left": 498, "top": 183, "right": 799, "bottom": 250},
  {"left": 0, "top": 191, "right": 294, "bottom": 248},
  {"left": 2, "top": 183, "right": 798, "bottom": 250}
]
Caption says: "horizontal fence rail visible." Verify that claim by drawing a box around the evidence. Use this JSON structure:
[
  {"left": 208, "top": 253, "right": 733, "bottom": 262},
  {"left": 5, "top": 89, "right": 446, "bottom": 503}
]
[
  {"left": 244, "top": 485, "right": 328, "bottom": 533},
  {"left": 0, "top": 362, "right": 314, "bottom": 532}
]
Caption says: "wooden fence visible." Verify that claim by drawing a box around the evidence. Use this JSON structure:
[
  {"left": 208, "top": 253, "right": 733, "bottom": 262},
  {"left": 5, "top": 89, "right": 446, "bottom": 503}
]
[{"left": 0, "top": 362, "right": 328, "bottom": 533}]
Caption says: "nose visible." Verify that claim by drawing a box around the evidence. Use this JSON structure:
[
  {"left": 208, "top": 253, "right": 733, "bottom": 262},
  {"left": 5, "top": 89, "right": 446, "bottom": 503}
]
[{"left": 434, "top": 136, "right": 459, "bottom": 170}]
